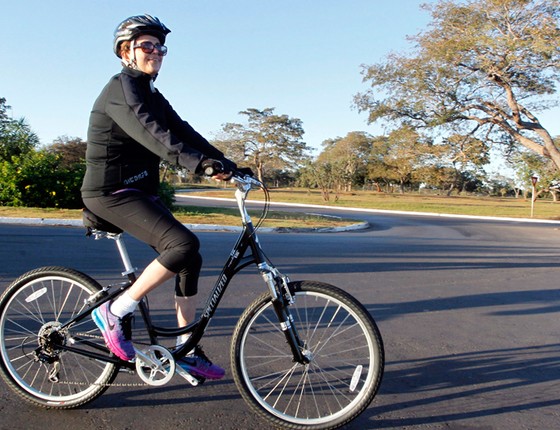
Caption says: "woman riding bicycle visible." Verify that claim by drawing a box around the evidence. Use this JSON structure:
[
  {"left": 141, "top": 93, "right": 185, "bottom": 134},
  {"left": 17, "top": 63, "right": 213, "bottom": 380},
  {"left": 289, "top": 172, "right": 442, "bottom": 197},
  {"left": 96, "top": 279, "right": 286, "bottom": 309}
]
[{"left": 81, "top": 14, "right": 235, "bottom": 379}]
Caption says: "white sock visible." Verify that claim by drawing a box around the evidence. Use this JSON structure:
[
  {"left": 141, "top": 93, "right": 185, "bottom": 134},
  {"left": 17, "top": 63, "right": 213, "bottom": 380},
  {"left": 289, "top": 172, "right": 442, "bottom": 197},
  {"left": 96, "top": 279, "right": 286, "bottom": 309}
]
[
  {"left": 176, "top": 334, "right": 195, "bottom": 356},
  {"left": 110, "top": 292, "right": 140, "bottom": 318},
  {"left": 176, "top": 333, "right": 190, "bottom": 347}
]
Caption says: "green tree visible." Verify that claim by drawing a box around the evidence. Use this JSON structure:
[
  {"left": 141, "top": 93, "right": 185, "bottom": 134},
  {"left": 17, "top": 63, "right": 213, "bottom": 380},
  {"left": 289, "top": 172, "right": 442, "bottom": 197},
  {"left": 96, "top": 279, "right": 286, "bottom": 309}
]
[
  {"left": 213, "top": 108, "right": 309, "bottom": 181},
  {"left": 384, "top": 127, "right": 434, "bottom": 193},
  {"left": 486, "top": 172, "right": 520, "bottom": 197},
  {"left": 512, "top": 148, "right": 560, "bottom": 199},
  {"left": 364, "top": 136, "right": 392, "bottom": 192},
  {"left": 365, "top": 127, "right": 434, "bottom": 193},
  {"left": 355, "top": 0, "right": 560, "bottom": 169},
  {"left": 0, "top": 98, "right": 39, "bottom": 162},
  {"left": 317, "top": 132, "right": 373, "bottom": 191},
  {"left": 297, "top": 160, "right": 337, "bottom": 202},
  {"left": 46, "top": 135, "right": 87, "bottom": 167},
  {"left": 436, "top": 134, "right": 489, "bottom": 194},
  {"left": 0, "top": 98, "right": 9, "bottom": 124},
  {"left": 0, "top": 150, "right": 82, "bottom": 208}
]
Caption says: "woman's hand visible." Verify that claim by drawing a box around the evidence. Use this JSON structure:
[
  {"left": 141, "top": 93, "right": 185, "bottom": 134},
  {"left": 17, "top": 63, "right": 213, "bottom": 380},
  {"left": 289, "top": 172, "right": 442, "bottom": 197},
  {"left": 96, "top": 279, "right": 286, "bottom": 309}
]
[{"left": 212, "top": 172, "right": 233, "bottom": 181}]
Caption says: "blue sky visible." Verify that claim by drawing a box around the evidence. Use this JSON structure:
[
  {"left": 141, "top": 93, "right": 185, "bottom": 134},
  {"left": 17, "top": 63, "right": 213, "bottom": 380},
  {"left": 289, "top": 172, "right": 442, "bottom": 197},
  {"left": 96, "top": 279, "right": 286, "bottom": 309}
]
[{"left": 3, "top": 1, "right": 559, "bottom": 160}]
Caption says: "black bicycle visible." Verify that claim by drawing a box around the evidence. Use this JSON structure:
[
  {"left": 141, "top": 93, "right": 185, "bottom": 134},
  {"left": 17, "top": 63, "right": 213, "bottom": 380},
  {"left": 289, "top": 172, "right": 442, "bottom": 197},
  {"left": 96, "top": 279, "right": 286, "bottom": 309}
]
[{"left": 0, "top": 173, "right": 384, "bottom": 429}]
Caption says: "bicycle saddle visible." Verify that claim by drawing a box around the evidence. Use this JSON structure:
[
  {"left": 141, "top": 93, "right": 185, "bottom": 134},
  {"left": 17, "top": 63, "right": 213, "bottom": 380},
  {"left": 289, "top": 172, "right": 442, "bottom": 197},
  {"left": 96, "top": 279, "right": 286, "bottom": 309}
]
[{"left": 82, "top": 208, "right": 123, "bottom": 235}]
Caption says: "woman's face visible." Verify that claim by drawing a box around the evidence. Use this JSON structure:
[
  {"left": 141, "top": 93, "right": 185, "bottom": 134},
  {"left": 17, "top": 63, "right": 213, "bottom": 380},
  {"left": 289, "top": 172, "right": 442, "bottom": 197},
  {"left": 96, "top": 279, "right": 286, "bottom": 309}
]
[{"left": 124, "top": 34, "right": 166, "bottom": 76}]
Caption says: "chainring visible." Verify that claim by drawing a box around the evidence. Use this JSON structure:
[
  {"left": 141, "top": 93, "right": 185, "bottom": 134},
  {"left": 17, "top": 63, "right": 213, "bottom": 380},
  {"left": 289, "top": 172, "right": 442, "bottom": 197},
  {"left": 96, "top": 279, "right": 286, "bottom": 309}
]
[{"left": 135, "top": 345, "right": 176, "bottom": 386}]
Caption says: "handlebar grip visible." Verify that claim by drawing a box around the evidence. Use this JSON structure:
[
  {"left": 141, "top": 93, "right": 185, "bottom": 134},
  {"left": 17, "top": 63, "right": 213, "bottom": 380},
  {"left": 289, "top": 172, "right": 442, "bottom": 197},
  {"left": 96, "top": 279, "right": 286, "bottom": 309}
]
[{"left": 201, "top": 159, "right": 225, "bottom": 176}]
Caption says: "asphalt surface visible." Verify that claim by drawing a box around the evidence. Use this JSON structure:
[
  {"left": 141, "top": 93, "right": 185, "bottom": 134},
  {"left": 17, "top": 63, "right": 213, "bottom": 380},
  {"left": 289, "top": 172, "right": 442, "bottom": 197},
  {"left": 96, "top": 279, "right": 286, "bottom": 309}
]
[{"left": 1, "top": 204, "right": 560, "bottom": 430}]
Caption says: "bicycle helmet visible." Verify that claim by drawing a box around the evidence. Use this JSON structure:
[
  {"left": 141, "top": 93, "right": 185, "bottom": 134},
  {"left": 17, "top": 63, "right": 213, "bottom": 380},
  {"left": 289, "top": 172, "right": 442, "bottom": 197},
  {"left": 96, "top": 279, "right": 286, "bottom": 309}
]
[{"left": 113, "top": 14, "right": 171, "bottom": 58}]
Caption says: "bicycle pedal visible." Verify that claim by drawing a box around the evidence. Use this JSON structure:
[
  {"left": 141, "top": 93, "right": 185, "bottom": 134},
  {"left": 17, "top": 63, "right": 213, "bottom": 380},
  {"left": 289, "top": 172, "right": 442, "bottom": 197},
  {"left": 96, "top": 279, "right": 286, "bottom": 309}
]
[{"left": 175, "top": 366, "right": 204, "bottom": 386}]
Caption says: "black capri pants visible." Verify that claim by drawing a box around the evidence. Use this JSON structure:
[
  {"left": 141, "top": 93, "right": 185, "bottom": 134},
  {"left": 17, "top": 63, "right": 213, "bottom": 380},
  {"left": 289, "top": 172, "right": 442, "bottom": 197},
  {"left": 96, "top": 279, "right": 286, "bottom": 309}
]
[{"left": 83, "top": 190, "right": 201, "bottom": 297}]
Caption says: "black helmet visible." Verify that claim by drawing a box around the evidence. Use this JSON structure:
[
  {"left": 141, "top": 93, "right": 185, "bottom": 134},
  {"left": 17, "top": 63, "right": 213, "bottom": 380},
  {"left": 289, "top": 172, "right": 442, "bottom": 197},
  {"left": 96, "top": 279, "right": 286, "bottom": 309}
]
[{"left": 113, "top": 14, "right": 171, "bottom": 58}]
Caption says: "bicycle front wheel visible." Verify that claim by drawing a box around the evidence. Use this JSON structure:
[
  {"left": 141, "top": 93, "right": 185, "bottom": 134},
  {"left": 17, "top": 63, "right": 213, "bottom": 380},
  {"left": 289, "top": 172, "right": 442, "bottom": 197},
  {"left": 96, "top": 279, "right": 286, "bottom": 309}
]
[
  {"left": 0, "top": 267, "right": 119, "bottom": 408},
  {"left": 231, "top": 280, "right": 384, "bottom": 430}
]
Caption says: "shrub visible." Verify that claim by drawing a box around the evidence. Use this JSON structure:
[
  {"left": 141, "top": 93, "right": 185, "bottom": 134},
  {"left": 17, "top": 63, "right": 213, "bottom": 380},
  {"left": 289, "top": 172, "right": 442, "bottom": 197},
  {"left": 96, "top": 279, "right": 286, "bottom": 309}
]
[{"left": 0, "top": 150, "right": 85, "bottom": 208}]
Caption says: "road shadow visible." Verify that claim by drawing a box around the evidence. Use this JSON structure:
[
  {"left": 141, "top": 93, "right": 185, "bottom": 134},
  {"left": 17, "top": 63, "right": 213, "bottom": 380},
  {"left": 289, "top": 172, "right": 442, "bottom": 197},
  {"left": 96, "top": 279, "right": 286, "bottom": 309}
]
[
  {"left": 358, "top": 343, "right": 560, "bottom": 428},
  {"left": 364, "top": 288, "right": 560, "bottom": 322}
]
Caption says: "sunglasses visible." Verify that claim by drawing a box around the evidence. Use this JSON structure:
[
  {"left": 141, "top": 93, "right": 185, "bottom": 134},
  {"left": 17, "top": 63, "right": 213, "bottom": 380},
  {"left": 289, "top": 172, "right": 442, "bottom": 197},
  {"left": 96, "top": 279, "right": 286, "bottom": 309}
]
[{"left": 132, "top": 41, "right": 168, "bottom": 56}]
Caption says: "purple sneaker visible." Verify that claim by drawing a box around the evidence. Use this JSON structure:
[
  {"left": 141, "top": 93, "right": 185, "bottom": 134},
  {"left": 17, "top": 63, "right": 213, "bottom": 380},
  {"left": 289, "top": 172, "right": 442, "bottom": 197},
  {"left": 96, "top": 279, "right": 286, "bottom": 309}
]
[
  {"left": 92, "top": 302, "right": 135, "bottom": 361},
  {"left": 177, "top": 345, "right": 225, "bottom": 380}
]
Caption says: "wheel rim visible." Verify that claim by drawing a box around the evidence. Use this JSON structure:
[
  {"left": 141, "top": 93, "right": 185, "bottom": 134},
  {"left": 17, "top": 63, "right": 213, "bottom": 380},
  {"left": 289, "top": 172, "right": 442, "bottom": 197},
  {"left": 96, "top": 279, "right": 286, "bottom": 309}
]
[
  {"left": 238, "top": 290, "right": 378, "bottom": 425},
  {"left": 0, "top": 276, "right": 115, "bottom": 403}
]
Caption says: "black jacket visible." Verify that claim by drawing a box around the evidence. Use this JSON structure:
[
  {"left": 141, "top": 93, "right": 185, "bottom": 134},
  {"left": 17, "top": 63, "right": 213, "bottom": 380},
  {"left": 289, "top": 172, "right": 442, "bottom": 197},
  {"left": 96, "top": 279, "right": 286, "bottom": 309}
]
[{"left": 81, "top": 67, "right": 224, "bottom": 197}]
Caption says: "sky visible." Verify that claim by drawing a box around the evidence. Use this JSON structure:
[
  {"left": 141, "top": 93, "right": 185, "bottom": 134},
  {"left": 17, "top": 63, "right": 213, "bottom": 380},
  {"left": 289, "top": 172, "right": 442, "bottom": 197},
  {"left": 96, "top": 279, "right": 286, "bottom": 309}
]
[{"left": 2, "top": 1, "right": 559, "bottom": 162}]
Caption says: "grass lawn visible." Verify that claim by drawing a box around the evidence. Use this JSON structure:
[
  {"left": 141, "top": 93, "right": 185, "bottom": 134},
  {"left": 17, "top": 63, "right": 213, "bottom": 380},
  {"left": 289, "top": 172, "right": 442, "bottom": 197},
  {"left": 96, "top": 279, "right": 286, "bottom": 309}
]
[
  {"left": 0, "top": 203, "right": 359, "bottom": 229},
  {"left": 1, "top": 187, "right": 558, "bottom": 228},
  {"left": 181, "top": 186, "right": 560, "bottom": 220}
]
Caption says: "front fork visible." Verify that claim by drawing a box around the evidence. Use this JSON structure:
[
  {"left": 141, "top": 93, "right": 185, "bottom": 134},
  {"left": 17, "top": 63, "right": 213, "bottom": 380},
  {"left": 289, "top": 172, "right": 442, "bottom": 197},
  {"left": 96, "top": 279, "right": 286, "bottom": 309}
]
[{"left": 258, "top": 263, "right": 310, "bottom": 365}]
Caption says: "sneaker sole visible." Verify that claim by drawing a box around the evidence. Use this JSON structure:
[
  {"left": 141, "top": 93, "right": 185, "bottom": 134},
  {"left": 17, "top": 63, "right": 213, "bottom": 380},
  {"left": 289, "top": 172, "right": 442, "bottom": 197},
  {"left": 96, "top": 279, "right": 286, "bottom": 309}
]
[{"left": 92, "top": 307, "right": 135, "bottom": 361}]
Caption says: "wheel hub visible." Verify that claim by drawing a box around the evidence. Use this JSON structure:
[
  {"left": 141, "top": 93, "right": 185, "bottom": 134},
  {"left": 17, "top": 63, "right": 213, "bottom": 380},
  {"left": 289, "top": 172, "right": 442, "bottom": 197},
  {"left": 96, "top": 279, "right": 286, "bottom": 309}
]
[{"left": 37, "top": 321, "right": 66, "bottom": 359}]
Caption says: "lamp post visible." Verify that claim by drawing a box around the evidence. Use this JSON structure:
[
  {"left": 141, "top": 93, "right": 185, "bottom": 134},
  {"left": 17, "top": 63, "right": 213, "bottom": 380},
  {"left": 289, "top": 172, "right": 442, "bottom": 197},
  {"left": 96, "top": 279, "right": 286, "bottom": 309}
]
[{"left": 531, "top": 175, "right": 538, "bottom": 217}]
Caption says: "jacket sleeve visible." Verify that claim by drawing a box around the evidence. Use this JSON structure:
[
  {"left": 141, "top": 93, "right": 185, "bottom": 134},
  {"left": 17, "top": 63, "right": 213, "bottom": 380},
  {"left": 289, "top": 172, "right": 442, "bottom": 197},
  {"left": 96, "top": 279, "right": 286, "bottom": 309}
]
[
  {"left": 162, "top": 97, "right": 226, "bottom": 163},
  {"left": 105, "top": 75, "right": 215, "bottom": 172}
]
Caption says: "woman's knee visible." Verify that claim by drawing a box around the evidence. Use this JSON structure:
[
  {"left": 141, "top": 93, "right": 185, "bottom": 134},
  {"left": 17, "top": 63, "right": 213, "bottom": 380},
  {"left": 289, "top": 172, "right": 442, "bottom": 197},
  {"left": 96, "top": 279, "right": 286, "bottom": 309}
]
[{"left": 158, "top": 244, "right": 202, "bottom": 275}]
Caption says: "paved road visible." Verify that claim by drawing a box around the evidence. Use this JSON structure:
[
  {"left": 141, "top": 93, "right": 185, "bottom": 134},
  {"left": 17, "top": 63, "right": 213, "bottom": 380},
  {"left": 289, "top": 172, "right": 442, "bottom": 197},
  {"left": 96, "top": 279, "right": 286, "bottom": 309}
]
[{"left": 1, "top": 208, "right": 560, "bottom": 429}]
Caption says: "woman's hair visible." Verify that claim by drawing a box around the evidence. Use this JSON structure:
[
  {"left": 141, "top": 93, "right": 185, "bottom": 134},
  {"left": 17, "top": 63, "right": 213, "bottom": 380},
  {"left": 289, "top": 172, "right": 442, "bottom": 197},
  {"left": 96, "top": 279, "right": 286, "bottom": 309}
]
[
  {"left": 119, "top": 40, "right": 139, "bottom": 70},
  {"left": 119, "top": 40, "right": 131, "bottom": 58}
]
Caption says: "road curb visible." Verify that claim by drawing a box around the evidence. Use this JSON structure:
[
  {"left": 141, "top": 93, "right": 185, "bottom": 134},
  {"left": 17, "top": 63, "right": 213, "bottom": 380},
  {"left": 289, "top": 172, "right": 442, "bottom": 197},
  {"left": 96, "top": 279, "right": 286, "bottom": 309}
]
[
  {"left": 0, "top": 216, "right": 370, "bottom": 233},
  {"left": 177, "top": 195, "right": 560, "bottom": 225},
  {"left": 2, "top": 197, "right": 559, "bottom": 233}
]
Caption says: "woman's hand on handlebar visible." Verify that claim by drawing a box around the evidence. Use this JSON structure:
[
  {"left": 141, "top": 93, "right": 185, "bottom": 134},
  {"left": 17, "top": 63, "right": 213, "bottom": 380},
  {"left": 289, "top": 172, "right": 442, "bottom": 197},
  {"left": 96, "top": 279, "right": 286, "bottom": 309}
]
[
  {"left": 198, "top": 158, "right": 231, "bottom": 179},
  {"left": 198, "top": 158, "right": 254, "bottom": 180}
]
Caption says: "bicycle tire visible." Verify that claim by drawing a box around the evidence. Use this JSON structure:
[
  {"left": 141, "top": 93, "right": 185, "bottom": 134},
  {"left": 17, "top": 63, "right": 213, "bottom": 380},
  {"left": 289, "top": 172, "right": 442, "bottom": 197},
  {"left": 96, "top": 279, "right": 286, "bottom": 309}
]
[
  {"left": 230, "top": 280, "right": 384, "bottom": 429},
  {"left": 0, "top": 266, "right": 119, "bottom": 408}
]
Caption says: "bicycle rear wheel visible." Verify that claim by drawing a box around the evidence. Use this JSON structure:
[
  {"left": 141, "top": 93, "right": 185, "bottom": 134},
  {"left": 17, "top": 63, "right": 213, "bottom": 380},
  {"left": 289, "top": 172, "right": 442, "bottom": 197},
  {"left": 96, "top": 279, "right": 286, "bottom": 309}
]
[
  {"left": 0, "top": 267, "right": 119, "bottom": 408},
  {"left": 231, "top": 280, "right": 384, "bottom": 429}
]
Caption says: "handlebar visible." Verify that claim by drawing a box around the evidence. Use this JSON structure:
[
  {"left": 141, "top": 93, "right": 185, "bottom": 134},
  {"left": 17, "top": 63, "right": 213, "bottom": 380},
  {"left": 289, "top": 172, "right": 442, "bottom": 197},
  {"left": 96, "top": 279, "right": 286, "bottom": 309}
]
[
  {"left": 200, "top": 161, "right": 258, "bottom": 187},
  {"left": 199, "top": 159, "right": 264, "bottom": 210},
  {"left": 231, "top": 171, "right": 263, "bottom": 189},
  {"left": 200, "top": 159, "right": 226, "bottom": 177},
  {"left": 230, "top": 171, "right": 268, "bottom": 229}
]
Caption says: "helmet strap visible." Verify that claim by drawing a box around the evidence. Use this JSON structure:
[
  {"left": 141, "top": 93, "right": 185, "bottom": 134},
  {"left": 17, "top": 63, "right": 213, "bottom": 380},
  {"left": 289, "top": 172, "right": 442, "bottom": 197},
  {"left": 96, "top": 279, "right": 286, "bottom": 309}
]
[{"left": 123, "top": 37, "right": 139, "bottom": 70}]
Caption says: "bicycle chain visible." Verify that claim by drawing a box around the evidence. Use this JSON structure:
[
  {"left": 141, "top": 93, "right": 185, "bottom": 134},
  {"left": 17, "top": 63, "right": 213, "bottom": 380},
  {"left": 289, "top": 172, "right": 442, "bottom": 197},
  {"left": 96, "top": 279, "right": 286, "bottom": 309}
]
[
  {"left": 51, "top": 332, "right": 159, "bottom": 387},
  {"left": 55, "top": 378, "right": 149, "bottom": 388}
]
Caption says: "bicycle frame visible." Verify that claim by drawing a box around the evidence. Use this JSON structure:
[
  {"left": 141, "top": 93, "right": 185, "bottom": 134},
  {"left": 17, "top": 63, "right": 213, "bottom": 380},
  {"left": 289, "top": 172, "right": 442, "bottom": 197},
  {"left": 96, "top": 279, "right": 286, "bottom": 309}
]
[{"left": 52, "top": 175, "right": 308, "bottom": 368}]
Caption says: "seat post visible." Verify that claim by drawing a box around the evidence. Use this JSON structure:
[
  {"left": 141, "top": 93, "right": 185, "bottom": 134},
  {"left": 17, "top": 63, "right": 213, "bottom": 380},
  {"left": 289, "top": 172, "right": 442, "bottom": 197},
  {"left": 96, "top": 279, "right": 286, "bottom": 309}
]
[{"left": 107, "top": 233, "right": 136, "bottom": 277}]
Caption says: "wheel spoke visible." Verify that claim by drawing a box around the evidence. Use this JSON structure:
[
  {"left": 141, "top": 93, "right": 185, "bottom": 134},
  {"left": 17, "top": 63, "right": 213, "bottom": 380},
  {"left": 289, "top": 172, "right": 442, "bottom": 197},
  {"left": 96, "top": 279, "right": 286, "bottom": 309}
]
[
  {"left": 233, "top": 282, "right": 384, "bottom": 428},
  {"left": 0, "top": 269, "right": 118, "bottom": 407}
]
